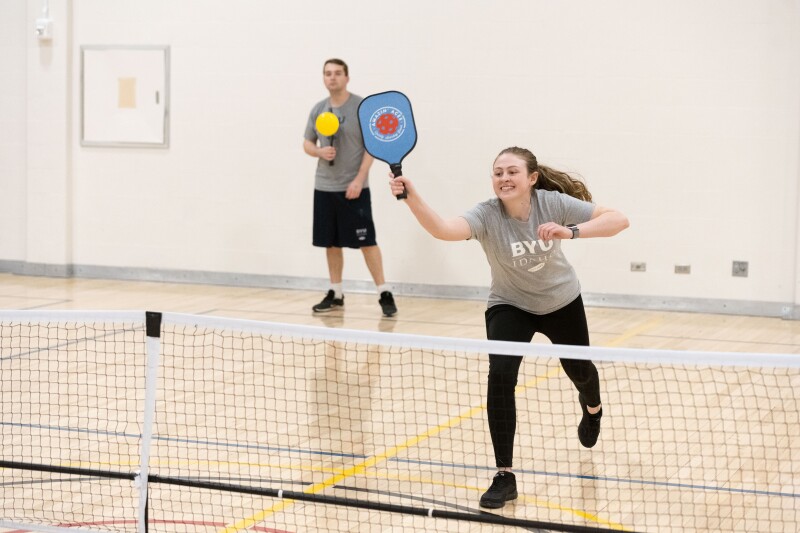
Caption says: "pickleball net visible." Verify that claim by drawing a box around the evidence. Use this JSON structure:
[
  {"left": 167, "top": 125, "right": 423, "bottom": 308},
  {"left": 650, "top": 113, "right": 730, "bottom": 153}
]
[{"left": 0, "top": 310, "right": 797, "bottom": 533}]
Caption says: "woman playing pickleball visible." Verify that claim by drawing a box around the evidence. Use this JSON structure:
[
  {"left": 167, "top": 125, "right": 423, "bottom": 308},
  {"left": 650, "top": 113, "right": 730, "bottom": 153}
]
[{"left": 389, "top": 146, "right": 629, "bottom": 509}]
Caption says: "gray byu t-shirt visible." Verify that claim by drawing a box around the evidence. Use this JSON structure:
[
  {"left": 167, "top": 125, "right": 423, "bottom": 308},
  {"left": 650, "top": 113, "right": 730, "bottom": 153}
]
[{"left": 462, "top": 189, "right": 595, "bottom": 314}]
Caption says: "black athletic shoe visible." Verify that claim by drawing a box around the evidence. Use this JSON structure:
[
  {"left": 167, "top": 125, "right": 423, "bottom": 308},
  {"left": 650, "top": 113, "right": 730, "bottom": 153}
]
[
  {"left": 312, "top": 290, "right": 344, "bottom": 313},
  {"left": 578, "top": 394, "right": 602, "bottom": 448},
  {"left": 378, "top": 291, "right": 397, "bottom": 317},
  {"left": 479, "top": 471, "right": 518, "bottom": 509}
]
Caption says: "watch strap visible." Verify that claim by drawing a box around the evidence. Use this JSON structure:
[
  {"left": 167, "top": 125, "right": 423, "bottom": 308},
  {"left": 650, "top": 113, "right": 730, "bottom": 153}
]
[{"left": 566, "top": 224, "right": 580, "bottom": 239}]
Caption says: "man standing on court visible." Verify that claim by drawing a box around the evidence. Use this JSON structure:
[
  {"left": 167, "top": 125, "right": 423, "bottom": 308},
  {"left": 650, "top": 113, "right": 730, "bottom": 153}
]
[{"left": 303, "top": 58, "right": 397, "bottom": 317}]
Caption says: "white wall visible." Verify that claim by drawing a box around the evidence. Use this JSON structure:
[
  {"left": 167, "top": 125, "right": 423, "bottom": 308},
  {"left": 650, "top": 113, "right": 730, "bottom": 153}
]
[
  {"left": 26, "top": 0, "right": 73, "bottom": 270},
  {"left": 0, "top": 1, "right": 28, "bottom": 262},
  {"left": 0, "top": 0, "right": 72, "bottom": 273},
  {"left": 2, "top": 0, "right": 800, "bottom": 317}
]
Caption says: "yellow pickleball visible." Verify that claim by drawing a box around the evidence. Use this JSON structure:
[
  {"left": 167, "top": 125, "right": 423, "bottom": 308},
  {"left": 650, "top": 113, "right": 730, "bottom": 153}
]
[{"left": 315, "top": 112, "right": 340, "bottom": 137}]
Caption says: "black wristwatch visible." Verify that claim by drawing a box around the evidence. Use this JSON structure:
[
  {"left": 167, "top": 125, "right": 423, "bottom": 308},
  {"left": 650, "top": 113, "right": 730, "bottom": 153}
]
[{"left": 566, "top": 224, "right": 580, "bottom": 239}]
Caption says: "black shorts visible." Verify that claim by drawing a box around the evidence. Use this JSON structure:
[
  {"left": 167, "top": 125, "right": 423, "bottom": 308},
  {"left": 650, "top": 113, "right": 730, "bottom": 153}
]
[{"left": 313, "top": 189, "right": 378, "bottom": 249}]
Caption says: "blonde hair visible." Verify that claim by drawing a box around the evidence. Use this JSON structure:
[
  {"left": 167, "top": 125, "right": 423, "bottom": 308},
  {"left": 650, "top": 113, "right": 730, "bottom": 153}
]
[{"left": 495, "top": 146, "right": 592, "bottom": 202}]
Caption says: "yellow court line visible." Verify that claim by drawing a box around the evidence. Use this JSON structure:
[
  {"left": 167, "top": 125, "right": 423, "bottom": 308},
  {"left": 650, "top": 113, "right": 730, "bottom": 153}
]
[
  {"left": 602, "top": 317, "right": 663, "bottom": 347},
  {"left": 219, "top": 316, "right": 663, "bottom": 532},
  {"left": 517, "top": 494, "right": 632, "bottom": 531},
  {"left": 218, "top": 404, "right": 485, "bottom": 533}
]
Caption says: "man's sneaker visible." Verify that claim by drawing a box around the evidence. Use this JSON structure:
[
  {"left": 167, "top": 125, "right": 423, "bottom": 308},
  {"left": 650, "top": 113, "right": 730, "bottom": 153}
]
[
  {"left": 312, "top": 290, "right": 344, "bottom": 313},
  {"left": 578, "top": 394, "right": 602, "bottom": 448},
  {"left": 479, "top": 471, "right": 518, "bottom": 509},
  {"left": 378, "top": 291, "right": 397, "bottom": 317}
]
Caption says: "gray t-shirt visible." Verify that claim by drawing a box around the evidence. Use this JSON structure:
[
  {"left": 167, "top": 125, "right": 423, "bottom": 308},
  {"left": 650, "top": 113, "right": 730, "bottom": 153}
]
[
  {"left": 462, "top": 189, "right": 595, "bottom": 314},
  {"left": 304, "top": 94, "right": 368, "bottom": 192}
]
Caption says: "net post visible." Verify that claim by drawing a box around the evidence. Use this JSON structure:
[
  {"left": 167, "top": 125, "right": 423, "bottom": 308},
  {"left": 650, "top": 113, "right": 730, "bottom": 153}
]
[{"left": 138, "top": 311, "right": 162, "bottom": 533}]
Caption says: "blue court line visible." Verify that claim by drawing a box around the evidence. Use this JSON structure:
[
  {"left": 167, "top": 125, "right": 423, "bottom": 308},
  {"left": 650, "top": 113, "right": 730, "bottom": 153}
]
[
  {"left": 390, "top": 458, "right": 800, "bottom": 499},
  {"left": 2, "top": 420, "right": 796, "bottom": 500},
  {"left": 0, "top": 421, "right": 141, "bottom": 441},
  {"left": 152, "top": 434, "right": 364, "bottom": 460},
  {"left": 0, "top": 421, "right": 364, "bottom": 460},
  {"left": 0, "top": 477, "right": 105, "bottom": 488},
  {"left": 0, "top": 328, "right": 137, "bottom": 362}
]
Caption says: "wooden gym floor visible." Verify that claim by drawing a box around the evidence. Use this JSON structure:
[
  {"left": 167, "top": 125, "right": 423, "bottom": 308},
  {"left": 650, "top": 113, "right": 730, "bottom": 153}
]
[{"left": 0, "top": 273, "right": 798, "bottom": 532}]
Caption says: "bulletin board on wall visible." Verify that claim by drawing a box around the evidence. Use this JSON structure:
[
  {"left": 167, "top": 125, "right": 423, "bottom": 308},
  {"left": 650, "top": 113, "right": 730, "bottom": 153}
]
[{"left": 81, "top": 45, "right": 170, "bottom": 147}]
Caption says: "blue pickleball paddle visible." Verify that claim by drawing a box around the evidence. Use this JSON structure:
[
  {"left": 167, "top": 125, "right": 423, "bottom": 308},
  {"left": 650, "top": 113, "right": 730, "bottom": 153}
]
[{"left": 357, "top": 91, "right": 418, "bottom": 200}]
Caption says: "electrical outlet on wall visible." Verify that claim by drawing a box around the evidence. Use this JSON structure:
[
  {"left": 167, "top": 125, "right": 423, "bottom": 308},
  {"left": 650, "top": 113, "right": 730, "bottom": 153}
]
[
  {"left": 674, "top": 265, "right": 691, "bottom": 274},
  {"left": 630, "top": 262, "right": 646, "bottom": 272},
  {"left": 732, "top": 261, "right": 749, "bottom": 277}
]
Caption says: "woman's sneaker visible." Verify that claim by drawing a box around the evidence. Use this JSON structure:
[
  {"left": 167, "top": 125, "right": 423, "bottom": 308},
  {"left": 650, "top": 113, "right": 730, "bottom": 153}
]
[
  {"left": 312, "top": 290, "right": 344, "bottom": 312},
  {"left": 578, "top": 394, "right": 602, "bottom": 448},
  {"left": 479, "top": 471, "right": 517, "bottom": 509}
]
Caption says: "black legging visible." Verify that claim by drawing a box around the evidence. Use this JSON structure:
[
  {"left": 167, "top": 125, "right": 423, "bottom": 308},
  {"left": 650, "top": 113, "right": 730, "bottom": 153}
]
[{"left": 485, "top": 295, "right": 600, "bottom": 468}]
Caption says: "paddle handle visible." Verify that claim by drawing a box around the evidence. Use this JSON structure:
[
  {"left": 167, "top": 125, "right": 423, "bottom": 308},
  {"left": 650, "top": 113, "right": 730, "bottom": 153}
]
[
  {"left": 329, "top": 135, "right": 335, "bottom": 166},
  {"left": 390, "top": 164, "right": 407, "bottom": 200}
]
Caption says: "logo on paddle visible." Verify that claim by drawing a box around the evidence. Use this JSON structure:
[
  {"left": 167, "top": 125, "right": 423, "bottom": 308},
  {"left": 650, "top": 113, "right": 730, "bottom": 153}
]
[{"left": 368, "top": 106, "right": 406, "bottom": 142}]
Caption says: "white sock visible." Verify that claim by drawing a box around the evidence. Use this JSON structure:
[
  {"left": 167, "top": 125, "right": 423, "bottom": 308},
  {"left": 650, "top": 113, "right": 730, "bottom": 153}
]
[
  {"left": 377, "top": 284, "right": 389, "bottom": 294},
  {"left": 331, "top": 283, "right": 343, "bottom": 298}
]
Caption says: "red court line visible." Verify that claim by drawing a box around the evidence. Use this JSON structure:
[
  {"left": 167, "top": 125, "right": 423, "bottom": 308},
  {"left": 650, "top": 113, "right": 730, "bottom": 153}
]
[{"left": 5, "top": 519, "right": 292, "bottom": 533}]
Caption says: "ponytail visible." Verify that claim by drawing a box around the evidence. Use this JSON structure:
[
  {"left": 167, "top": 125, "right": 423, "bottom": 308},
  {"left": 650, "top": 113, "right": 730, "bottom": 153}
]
[{"left": 537, "top": 165, "right": 592, "bottom": 202}]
